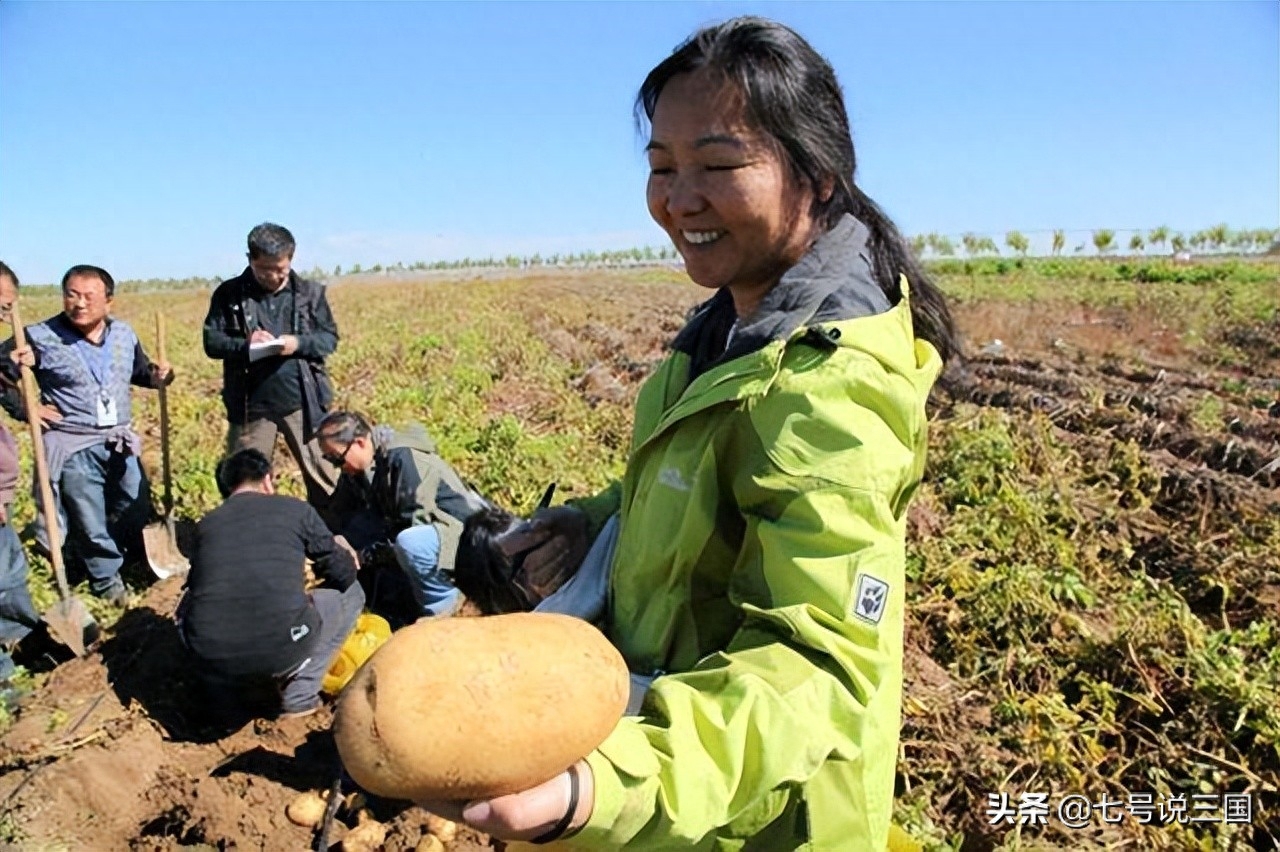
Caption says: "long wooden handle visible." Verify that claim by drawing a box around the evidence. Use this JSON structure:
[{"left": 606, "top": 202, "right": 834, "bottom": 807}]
[
  {"left": 10, "top": 307, "right": 72, "bottom": 601},
  {"left": 156, "top": 312, "right": 174, "bottom": 515}
]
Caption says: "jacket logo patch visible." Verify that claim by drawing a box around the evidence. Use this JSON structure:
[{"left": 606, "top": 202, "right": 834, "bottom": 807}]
[
  {"left": 657, "top": 466, "right": 691, "bottom": 492},
  {"left": 852, "top": 574, "right": 889, "bottom": 624},
  {"left": 290, "top": 624, "right": 310, "bottom": 642}
]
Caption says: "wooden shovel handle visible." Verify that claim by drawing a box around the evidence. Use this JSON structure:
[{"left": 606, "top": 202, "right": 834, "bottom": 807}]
[
  {"left": 156, "top": 312, "right": 174, "bottom": 515},
  {"left": 9, "top": 307, "right": 72, "bottom": 600},
  {"left": 155, "top": 310, "right": 167, "bottom": 363}
]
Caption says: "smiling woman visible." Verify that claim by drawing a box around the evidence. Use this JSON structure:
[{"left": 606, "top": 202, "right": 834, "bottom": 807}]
[
  {"left": 406, "top": 16, "right": 960, "bottom": 850},
  {"left": 644, "top": 74, "right": 822, "bottom": 319}
]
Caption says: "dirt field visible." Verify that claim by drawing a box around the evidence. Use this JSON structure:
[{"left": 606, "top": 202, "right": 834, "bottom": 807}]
[{"left": 1, "top": 264, "right": 1276, "bottom": 850}]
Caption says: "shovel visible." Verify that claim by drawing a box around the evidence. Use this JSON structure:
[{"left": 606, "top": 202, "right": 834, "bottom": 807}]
[
  {"left": 141, "top": 311, "right": 189, "bottom": 579},
  {"left": 10, "top": 307, "right": 98, "bottom": 656}
]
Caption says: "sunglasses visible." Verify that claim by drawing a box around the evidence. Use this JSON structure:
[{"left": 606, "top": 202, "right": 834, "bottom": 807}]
[{"left": 321, "top": 439, "right": 355, "bottom": 468}]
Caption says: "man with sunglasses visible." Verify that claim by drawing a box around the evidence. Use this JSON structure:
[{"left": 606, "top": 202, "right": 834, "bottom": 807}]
[{"left": 316, "top": 411, "right": 488, "bottom": 621}]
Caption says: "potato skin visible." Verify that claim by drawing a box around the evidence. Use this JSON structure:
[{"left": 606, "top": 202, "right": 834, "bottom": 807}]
[{"left": 334, "top": 612, "right": 630, "bottom": 800}]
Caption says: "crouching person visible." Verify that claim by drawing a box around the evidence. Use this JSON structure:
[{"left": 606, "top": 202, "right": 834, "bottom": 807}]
[
  {"left": 316, "top": 412, "right": 487, "bottom": 622},
  {"left": 177, "top": 448, "right": 363, "bottom": 721}
]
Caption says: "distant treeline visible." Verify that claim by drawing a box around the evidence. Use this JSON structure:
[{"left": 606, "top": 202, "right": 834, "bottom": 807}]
[{"left": 21, "top": 226, "right": 1277, "bottom": 294}]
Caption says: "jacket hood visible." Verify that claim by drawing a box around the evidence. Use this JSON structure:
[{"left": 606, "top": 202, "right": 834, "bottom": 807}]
[
  {"left": 377, "top": 422, "right": 438, "bottom": 455},
  {"left": 673, "top": 214, "right": 893, "bottom": 378}
]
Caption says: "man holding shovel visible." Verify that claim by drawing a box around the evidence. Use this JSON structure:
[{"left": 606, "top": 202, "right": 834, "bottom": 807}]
[{"left": 0, "top": 264, "right": 173, "bottom": 604}]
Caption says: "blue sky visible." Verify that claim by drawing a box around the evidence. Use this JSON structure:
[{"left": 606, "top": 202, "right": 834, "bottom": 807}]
[{"left": 1, "top": 1, "right": 1276, "bottom": 284}]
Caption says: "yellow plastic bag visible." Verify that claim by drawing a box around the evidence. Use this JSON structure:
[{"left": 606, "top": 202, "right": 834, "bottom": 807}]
[
  {"left": 322, "top": 612, "right": 392, "bottom": 696},
  {"left": 887, "top": 823, "right": 923, "bottom": 852}
]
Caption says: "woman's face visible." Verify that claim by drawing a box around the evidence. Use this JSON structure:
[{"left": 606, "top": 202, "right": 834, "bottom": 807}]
[{"left": 646, "top": 69, "right": 820, "bottom": 313}]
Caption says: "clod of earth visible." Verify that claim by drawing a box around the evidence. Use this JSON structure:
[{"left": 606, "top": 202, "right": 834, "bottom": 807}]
[
  {"left": 417, "top": 828, "right": 448, "bottom": 849},
  {"left": 426, "top": 812, "right": 459, "bottom": 842},
  {"left": 416, "top": 834, "right": 446, "bottom": 852}
]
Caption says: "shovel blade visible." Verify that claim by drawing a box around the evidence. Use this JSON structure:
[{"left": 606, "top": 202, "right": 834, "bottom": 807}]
[
  {"left": 142, "top": 519, "right": 189, "bottom": 579},
  {"left": 43, "top": 597, "right": 98, "bottom": 657}
]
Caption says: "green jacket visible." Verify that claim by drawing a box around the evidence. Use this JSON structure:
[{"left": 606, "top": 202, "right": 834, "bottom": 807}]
[{"left": 562, "top": 217, "right": 942, "bottom": 850}]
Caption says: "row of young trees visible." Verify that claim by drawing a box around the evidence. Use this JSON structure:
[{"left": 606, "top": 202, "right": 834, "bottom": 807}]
[
  {"left": 331, "top": 244, "right": 681, "bottom": 277},
  {"left": 909, "top": 225, "right": 1279, "bottom": 259},
  {"left": 105, "top": 225, "right": 1275, "bottom": 291},
  {"left": 333, "top": 225, "right": 1276, "bottom": 277}
]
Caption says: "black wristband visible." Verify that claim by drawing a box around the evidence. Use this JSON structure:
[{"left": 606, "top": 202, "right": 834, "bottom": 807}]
[{"left": 531, "top": 763, "right": 581, "bottom": 845}]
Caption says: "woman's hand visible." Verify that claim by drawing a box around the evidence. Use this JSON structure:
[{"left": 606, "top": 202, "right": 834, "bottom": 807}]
[{"left": 420, "top": 760, "right": 594, "bottom": 843}]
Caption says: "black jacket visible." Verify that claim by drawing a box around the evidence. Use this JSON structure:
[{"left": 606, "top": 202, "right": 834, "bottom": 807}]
[
  {"left": 203, "top": 269, "right": 337, "bottom": 431},
  {"left": 326, "top": 425, "right": 488, "bottom": 575},
  {"left": 181, "top": 491, "right": 357, "bottom": 678}
]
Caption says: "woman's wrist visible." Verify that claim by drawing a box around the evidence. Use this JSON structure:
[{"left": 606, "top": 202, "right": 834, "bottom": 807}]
[
  {"left": 567, "top": 759, "right": 595, "bottom": 834},
  {"left": 533, "top": 760, "right": 594, "bottom": 843}
]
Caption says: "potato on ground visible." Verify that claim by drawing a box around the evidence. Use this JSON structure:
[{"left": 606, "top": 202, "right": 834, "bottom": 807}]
[{"left": 334, "top": 612, "right": 629, "bottom": 801}]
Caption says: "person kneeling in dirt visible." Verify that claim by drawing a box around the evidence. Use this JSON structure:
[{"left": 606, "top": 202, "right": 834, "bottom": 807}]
[
  {"left": 177, "top": 448, "right": 363, "bottom": 720},
  {"left": 316, "top": 412, "right": 487, "bottom": 622}
]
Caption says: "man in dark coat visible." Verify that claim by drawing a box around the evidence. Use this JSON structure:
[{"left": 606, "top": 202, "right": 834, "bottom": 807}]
[
  {"left": 202, "top": 223, "right": 339, "bottom": 508},
  {"left": 178, "top": 448, "right": 363, "bottom": 719}
]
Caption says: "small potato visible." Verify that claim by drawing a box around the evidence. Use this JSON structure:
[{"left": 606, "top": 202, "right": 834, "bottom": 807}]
[
  {"left": 416, "top": 835, "right": 445, "bottom": 852},
  {"left": 342, "top": 811, "right": 387, "bottom": 852},
  {"left": 425, "top": 812, "right": 458, "bottom": 843},
  {"left": 285, "top": 790, "right": 328, "bottom": 828},
  {"left": 335, "top": 613, "right": 629, "bottom": 801}
]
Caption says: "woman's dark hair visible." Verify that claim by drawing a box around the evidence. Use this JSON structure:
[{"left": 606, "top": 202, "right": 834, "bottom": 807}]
[
  {"left": 0, "top": 261, "right": 18, "bottom": 287},
  {"left": 455, "top": 505, "right": 536, "bottom": 616},
  {"left": 637, "top": 16, "right": 960, "bottom": 362}
]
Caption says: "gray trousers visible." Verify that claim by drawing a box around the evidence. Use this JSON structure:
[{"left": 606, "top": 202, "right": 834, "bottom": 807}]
[
  {"left": 276, "top": 582, "right": 365, "bottom": 712},
  {"left": 228, "top": 408, "right": 338, "bottom": 507},
  {"left": 187, "top": 581, "right": 365, "bottom": 718}
]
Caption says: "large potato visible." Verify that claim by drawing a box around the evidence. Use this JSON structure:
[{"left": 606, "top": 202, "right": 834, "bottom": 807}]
[{"left": 334, "top": 612, "right": 629, "bottom": 800}]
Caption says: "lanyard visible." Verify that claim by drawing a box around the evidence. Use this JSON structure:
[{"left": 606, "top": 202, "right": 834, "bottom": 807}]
[{"left": 72, "top": 329, "right": 114, "bottom": 399}]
